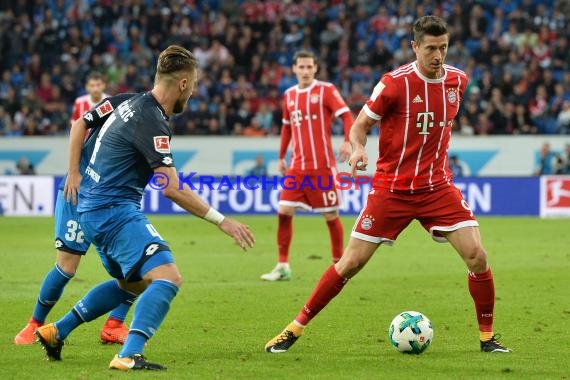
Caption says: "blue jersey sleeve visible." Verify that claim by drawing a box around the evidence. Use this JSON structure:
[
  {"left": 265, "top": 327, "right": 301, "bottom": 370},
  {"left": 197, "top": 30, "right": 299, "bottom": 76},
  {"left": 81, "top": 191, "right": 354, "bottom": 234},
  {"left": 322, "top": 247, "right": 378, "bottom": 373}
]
[
  {"left": 132, "top": 112, "right": 175, "bottom": 169},
  {"left": 82, "top": 93, "right": 137, "bottom": 129}
]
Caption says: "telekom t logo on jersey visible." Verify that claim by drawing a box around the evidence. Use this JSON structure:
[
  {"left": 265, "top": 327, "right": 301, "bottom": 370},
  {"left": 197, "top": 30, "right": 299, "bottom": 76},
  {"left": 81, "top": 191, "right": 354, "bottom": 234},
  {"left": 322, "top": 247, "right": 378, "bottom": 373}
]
[
  {"left": 291, "top": 110, "right": 303, "bottom": 127},
  {"left": 416, "top": 112, "right": 452, "bottom": 135}
]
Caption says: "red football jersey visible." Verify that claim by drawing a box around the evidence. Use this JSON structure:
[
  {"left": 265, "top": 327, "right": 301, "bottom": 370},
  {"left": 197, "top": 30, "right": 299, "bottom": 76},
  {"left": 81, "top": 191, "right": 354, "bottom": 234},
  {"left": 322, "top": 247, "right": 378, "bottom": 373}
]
[
  {"left": 364, "top": 62, "right": 468, "bottom": 193},
  {"left": 282, "top": 80, "right": 350, "bottom": 171},
  {"left": 71, "top": 93, "right": 109, "bottom": 124}
]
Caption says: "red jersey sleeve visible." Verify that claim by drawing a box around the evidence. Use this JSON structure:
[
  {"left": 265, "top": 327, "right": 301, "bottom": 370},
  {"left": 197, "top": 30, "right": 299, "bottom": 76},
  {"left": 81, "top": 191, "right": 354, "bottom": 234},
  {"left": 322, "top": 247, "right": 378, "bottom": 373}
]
[
  {"left": 363, "top": 75, "right": 397, "bottom": 121},
  {"left": 71, "top": 99, "right": 81, "bottom": 125},
  {"left": 325, "top": 84, "right": 350, "bottom": 117},
  {"left": 325, "top": 84, "right": 353, "bottom": 141},
  {"left": 280, "top": 92, "right": 292, "bottom": 159}
]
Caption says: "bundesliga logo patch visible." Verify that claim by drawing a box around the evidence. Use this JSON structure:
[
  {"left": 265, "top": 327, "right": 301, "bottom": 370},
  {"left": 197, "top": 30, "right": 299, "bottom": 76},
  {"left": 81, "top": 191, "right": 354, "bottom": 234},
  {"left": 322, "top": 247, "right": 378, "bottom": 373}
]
[
  {"left": 95, "top": 100, "right": 113, "bottom": 117},
  {"left": 154, "top": 136, "right": 171, "bottom": 154}
]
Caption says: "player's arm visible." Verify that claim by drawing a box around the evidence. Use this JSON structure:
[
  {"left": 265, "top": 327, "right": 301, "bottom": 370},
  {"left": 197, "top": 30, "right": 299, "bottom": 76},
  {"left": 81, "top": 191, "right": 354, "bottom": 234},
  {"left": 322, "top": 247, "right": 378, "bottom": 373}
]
[
  {"left": 328, "top": 85, "right": 354, "bottom": 162},
  {"left": 278, "top": 93, "right": 292, "bottom": 174},
  {"left": 348, "top": 77, "right": 390, "bottom": 176},
  {"left": 64, "top": 94, "right": 137, "bottom": 203},
  {"left": 70, "top": 100, "right": 80, "bottom": 128},
  {"left": 278, "top": 121, "right": 291, "bottom": 175},
  {"left": 348, "top": 109, "right": 377, "bottom": 177},
  {"left": 64, "top": 117, "right": 88, "bottom": 204},
  {"left": 158, "top": 166, "right": 255, "bottom": 251},
  {"left": 338, "top": 110, "right": 355, "bottom": 162}
]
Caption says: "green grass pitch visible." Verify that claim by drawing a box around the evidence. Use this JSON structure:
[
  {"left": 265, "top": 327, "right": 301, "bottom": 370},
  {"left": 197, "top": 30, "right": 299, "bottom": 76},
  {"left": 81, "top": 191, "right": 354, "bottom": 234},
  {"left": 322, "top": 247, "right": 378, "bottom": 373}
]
[{"left": 1, "top": 216, "right": 569, "bottom": 379}]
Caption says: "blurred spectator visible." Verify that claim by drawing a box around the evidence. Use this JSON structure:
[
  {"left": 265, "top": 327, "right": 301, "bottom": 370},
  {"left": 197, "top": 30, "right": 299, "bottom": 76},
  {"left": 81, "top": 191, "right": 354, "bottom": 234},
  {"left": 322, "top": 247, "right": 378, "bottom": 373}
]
[
  {"left": 16, "top": 157, "right": 36, "bottom": 175},
  {"left": 243, "top": 118, "right": 266, "bottom": 137},
  {"left": 534, "top": 142, "right": 556, "bottom": 175},
  {"left": 247, "top": 155, "right": 268, "bottom": 176},
  {"left": 556, "top": 101, "right": 570, "bottom": 134},
  {"left": 253, "top": 102, "right": 276, "bottom": 135},
  {"left": 449, "top": 155, "right": 464, "bottom": 178},
  {"left": 511, "top": 103, "right": 537, "bottom": 134},
  {"left": 0, "top": 0, "right": 568, "bottom": 137}
]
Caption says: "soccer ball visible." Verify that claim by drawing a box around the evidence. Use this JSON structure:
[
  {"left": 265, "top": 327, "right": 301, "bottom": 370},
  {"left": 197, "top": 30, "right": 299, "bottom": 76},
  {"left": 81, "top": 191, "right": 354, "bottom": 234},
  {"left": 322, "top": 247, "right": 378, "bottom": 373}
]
[{"left": 388, "top": 311, "right": 433, "bottom": 354}]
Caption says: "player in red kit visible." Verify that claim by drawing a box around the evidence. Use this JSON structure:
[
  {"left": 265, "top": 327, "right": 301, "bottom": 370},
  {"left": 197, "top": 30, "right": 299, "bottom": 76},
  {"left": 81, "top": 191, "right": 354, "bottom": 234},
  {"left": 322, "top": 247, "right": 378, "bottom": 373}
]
[
  {"left": 260, "top": 50, "right": 354, "bottom": 281},
  {"left": 71, "top": 72, "right": 108, "bottom": 124},
  {"left": 265, "top": 16, "right": 511, "bottom": 353}
]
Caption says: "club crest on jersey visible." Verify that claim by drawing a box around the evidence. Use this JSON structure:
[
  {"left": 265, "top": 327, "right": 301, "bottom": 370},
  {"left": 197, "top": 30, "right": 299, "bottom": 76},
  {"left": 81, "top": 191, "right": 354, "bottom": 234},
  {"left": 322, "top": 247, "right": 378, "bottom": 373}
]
[
  {"left": 360, "top": 215, "right": 375, "bottom": 230},
  {"left": 95, "top": 100, "right": 113, "bottom": 117},
  {"left": 446, "top": 88, "right": 457, "bottom": 104},
  {"left": 310, "top": 94, "right": 320, "bottom": 104},
  {"left": 153, "top": 136, "right": 171, "bottom": 154}
]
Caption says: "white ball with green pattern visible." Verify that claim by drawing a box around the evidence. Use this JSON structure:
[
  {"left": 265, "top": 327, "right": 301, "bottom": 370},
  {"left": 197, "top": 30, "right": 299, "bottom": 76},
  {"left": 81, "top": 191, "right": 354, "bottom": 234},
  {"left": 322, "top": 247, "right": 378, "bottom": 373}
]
[{"left": 389, "top": 311, "right": 433, "bottom": 354}]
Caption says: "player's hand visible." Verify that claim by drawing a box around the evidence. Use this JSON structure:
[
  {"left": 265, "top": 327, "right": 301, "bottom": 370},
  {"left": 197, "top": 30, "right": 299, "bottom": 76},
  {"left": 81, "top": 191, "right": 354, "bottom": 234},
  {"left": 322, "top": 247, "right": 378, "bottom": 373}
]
[
  {"left": 348, "top": 148, "right": 368, "bottom": 177},
  {"left": 338, "top": 141, "right": 351, "bottom": 163},
  {"left": 64, "top": 172, "right": 82, "bottom": 205},
  {"left": 218, "top": 218, "right": 255, "bottom": 251},
  {"left": 278, "top": 159, "right": 287, "bottom": 175}
]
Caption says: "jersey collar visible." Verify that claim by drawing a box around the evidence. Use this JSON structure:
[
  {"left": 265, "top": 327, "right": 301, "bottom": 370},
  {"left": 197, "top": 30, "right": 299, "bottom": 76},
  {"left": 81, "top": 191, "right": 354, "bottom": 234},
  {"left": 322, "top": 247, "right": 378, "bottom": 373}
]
[
  {"left": 295, "top": 80, "right": 317, "bottom": 93},
  {"left": 147, "top": 91, "right": 169, "bottom": 121},
  {"left": 412, "top": 61, "right": 447, "bottom": 83}
]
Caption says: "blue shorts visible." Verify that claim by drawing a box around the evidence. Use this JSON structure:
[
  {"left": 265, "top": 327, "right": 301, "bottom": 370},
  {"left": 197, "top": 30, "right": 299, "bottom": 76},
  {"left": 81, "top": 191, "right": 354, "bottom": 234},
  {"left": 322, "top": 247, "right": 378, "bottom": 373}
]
[
  {"left": 78, "top": 204, "right": 174, "bottom": 281},
  {"left": 54, "top": 190, "right": 91, "bottom": 254}
]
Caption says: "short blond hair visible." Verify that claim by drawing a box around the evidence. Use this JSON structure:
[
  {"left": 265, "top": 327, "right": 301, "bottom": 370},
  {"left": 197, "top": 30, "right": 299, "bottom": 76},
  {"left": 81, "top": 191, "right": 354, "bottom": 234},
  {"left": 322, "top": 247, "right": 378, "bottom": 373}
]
[{"left": 156, "top": 45, "right": 199, "bottom": 76}]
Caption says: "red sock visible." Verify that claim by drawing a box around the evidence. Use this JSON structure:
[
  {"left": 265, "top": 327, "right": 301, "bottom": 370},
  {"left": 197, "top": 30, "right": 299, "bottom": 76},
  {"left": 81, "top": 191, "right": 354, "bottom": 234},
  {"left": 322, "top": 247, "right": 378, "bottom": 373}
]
[
  {"left": 468, "top": 268, "right": 495, "bottom": 332},
  {"left": 295, "top": 265, "right": 348, "bottom": 326},
  {"left": 277, "top": 213, "right": 293, "bottom": 263},
  {"left": 326, "top": 218, "right": 344, "bottom": 263}
]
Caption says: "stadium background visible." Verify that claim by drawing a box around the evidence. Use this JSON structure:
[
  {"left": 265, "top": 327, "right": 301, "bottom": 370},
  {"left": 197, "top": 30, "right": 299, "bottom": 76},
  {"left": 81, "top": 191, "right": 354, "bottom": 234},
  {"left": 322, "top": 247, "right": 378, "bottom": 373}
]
[
  {"left": 0, "top": 0, "right": 569, "bottom": 136},
  {"left": 0, "top": 0, "right": 569, "bottom": 217},
  {"left": 1, "top": 3, "right": 570, "bottom": 379}
]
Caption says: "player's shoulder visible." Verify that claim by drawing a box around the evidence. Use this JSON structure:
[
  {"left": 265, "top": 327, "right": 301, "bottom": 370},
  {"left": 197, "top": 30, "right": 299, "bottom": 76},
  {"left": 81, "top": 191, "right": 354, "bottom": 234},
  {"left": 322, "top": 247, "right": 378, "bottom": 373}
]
[
  {"left": 284, "top": 85, "right": 298, "bottom": 96},
  {"left": 74, "top": 94, "right": 90, "bottom": 103},
  {"left": 386, "top": 62, "right": 415, "bottom": 81},
  {"left": 314, "top": 80, "right": 335, "bottom": 88},
  {"left": 136, "top": 92, "right": 169, "bottom": 122},
  {"left": 443, "top": 64, "right": 468, "bottom": 80}
]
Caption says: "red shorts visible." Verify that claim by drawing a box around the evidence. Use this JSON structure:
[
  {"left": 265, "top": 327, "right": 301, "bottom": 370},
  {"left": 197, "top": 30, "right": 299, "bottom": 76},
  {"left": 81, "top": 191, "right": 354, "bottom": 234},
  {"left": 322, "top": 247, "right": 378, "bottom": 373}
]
[
  {"left": 351, "top": 185, "right": 478, "bottom": 244},
  {"left": 279, "top": 168, "right": 342, "bottom": 212}
]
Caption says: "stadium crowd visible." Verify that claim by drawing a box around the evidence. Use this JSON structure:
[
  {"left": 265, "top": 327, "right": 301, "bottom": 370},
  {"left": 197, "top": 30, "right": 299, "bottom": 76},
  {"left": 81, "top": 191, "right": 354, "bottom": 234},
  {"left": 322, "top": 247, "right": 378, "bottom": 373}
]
[{"left": 0, "top": 0, "right": 568, "bottom": 137}]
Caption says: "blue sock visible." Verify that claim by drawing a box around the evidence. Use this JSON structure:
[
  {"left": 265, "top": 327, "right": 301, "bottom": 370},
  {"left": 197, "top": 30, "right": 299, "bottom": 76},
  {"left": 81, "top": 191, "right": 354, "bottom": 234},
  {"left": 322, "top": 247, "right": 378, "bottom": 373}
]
[
  {"left": 108, "top": 302, "right": 131, "bottom": 323},
  {"left": 32, "top": 264, "right": 73, "bottom": 323},
  {"left": 55, "top": 280, "right": 137, "bottom": 340},
  {"left": 120, "top": 280, "right": 178, "bottom": 357}
]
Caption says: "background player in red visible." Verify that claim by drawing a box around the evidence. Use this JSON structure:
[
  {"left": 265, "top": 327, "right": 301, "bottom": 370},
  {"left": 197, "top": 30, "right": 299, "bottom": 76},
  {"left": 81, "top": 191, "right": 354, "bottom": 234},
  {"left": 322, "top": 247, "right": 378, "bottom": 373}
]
[
  {"left": 14, "top": 73, "right": 127, "bottom": 346},
  {"left": 260, "top": 50, "right": 354, "bottom": 281},
  {"left": 265, "top": 16, "right": 511, "bottom": 353},
  {"left": 71, "top": 72, "right": 108, "bottom": 125}
]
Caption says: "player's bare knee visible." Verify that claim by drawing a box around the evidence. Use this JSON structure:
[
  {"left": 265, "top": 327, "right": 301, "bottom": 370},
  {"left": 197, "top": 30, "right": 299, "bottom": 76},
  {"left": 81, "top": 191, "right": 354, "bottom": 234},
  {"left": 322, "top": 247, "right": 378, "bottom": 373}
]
[
  {"left": 335, "top": 254, "right": 365, "bottom": 277},
  {"left": 462, "top": 246, "right": 487, "bottom": 270},
  {"left": 158, "top": 269, "right": 183, "bottom": 287},
  {"left": 169, "top": 273, "right": 183, "bottom": 288},
  {"left": 56, "top": 251, "right": 81, "bottom": 275},
  {"left": 322, "top": 211, "right": 339, "bottom": 221}
]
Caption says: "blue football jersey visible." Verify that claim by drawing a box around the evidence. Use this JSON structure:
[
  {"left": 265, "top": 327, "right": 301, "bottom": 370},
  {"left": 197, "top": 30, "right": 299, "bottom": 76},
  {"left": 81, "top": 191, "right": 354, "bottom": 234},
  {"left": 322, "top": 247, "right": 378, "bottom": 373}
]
[
  {"left": 78, "top": 92, "right": 175, "bottom": 212},
  {"left": 58, "top": 94, "right": 136, "bottom": 191}
]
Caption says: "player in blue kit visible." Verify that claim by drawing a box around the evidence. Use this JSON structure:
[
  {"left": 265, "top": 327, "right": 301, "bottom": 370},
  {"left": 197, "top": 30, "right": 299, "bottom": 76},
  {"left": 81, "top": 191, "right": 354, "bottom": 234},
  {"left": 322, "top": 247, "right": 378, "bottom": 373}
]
[
  {"left": 14, "top": 93, "right": 136, "bottom": 346},
  {"left": 35, "top": 45, "right": 255, "bottom": 371}
]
